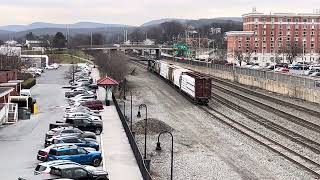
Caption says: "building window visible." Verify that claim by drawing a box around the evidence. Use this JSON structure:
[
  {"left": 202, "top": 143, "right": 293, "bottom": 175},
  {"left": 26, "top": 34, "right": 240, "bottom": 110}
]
[
  {"left": 295, "top": 24, "right": 299, "bottom": 29},
  {"left": 295, "top": 18, "right": 299, "bottom": 22},
  {"left": 271, "top": 37, "right": 274, "bottom": 41},
  {"left": 312, "top": 18, "right": 316, "bottom": 23},
  {"left": 287, "top": 25, "right": 291, "bottom": 30},
  {"left": 279, "top": 31, "right": 283, "bottom": 35},
  {"left": 279, "top": 18, "right": 283, "bottom": 23},
  {"left": 287, "top": 37, "right": 291, "bottom": 41},
  {"left": 263, "top": 31, "right": 266, "bottom": 35},
  {"left": 263, "top": 24, "right": 267, "bottom": 29},
  {"left": 262, "top": 18, "right": 266, "bottom": 22},
  {"left": 271, "top": 24, "right": 275, "bottom": 29},
  {"left": 263, "top": 43, "right": 266, "bottom": 48},
  {"left": 311, "top": 31, "right": 315, "bottom": 36},
  {"left": 255, "top": 43, "right": 259, "bottom": 47},
  {"left": 246, "top": 37, "right": 250, "bottom": 41},
  {"left": 271, "top": 43, "right": 274, "bottom": 47},
  {"left": 263, "top": 37, "right": 266, "bottom": 41},
  {"left": 287, "top": 31, "right": 291, "bottom": 36},
  {"left": 271, "top": 18, "right": 275, "bottom": 23},
  {"left": 303, "top": 31, "right": 307, "bottom": 36},
  {"left": 295, "top": 31, "right": 299, "bottom": 36},
  {"left": 278, "top": 43, "right": 282, "bottom": 47},
  {"left": 311, "top": 43, "right": 315, "bottom": 48},
  {"left": 303, "top": 25, "right": 307, "bottom": 29},
  {"left": 295, "top": 37, "right": 299, "bottom": 41},
  {"left": 254, "top": 37, "right": 258, "bottom": 41},
  {"left": 254, "top": 18, "right": 259, "bottom": 22},
  {"left": 311, "top": 37, "right": 315, "bottom": 41},
  {"left": 311, "top": 25, "right": 315, "bottom": 29},
  {"left": 255, "top": 24, "right": 258, "bottom": 29},
  {"left": 279, "top": 24, "right": 283, "bottom": 29},
  {"left": 303, "top": 18, "right": 308, "bottom": 22},
  {"left": 287, "top": 18, "right": 292, "bottom": 22}
]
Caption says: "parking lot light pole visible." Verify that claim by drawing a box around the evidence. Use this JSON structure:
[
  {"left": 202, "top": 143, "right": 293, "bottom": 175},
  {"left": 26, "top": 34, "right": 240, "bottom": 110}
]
[
  {"left": 156, "top": 131, "right": 174, "bottom": 180},
  {"left": 137, "top": 104, "right": 148, "bottom": 159},
  {"left": 123, "top": 78, "right": 127, "bottom": 100}
]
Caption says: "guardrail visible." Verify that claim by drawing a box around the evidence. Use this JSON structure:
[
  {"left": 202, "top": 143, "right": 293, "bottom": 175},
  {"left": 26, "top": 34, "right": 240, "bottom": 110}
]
[
  {"left": 112, "top": 94, "right": 152, "bottom": 180},
  {"left": 170, "top": 58, "right": 320, "bottom": 90}
]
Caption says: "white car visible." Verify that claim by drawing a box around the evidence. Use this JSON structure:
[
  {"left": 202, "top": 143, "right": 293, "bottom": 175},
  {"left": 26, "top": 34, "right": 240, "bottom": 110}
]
[
  {"left": 310, "top": 72, "right": 320, "bottom": 77},
  {"left": 64, "top": 112, "right": 101, "bottom": 121}
]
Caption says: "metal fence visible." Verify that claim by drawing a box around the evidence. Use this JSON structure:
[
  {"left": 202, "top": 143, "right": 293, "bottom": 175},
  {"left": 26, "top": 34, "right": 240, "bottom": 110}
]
[
  {"left": 112, "top": 95, "right": 152, "bottom": 180},
  {"left": 172, "top": 58, "right": 320, "bottom": 90}
]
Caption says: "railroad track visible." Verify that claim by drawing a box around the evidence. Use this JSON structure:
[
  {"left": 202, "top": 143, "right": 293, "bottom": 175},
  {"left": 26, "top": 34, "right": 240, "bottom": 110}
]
[
  {"left": 132, "top": 58, "right": 320, "bottom": 177},
  {"left": 211, "top": 91, "right": 320, "bottom": 154},
  {"left": 213, "top": 83, "right": 320, "bottom": 134},
  {"left": 129, "top": 59, "right": 148, "bottom": 70},
  {"left": 211, "top": 77, "right": 320, "bottom": 119},
  {"left": 200, "top": 105, "right": 320, "bottom": 178}
]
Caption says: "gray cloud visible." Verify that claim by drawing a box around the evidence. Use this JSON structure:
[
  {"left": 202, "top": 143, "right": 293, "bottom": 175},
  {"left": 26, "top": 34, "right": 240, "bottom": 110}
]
[{"left": 0, "top": 0, "right": 320, "bottom": 26}]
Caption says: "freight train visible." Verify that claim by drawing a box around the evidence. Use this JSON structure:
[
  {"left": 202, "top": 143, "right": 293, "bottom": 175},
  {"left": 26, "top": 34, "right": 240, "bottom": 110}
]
[{"left": 149, "top": 60, "right": 212, "bottom": 105}]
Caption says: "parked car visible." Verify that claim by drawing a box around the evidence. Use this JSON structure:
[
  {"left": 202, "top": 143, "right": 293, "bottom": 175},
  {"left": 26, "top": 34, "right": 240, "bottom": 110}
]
[
  {"left": 309, "top": 64, "right": 320, "bottom": 71},
  {"left": 45, "top": 126, "right": 96, "bottom": 141},
  {"left": 49, "top": 118, "right": 103, "bottom": 135},
  {"left": 81, "top": 100, "right": 104, "bottom": 110},
  {"left": 49, "top": 163, "right": 108, "bottom": 179},
  {"left": 34, "top": 160, "right": 80, "bottom": 175},
  {"left": 46, "top": 136, "right": 99, "bottom": 150},
  {"left": 310, "top": 72, "right": 320, "bottom": 77},
  {"left": 65, "top": 112, "right": 101, "bottom": 121},
  {"left": 37, "top": 144, "right": 77, "bottom": 162},
  {"left": 46, "top": 144, "right": 102, "bottom": 167},
  {"left": 304, "top": 69, "right": 316, "bottom": 75}
]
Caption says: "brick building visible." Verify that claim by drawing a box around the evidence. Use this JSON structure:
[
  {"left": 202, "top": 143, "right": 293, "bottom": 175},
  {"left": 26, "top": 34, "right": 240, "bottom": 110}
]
[{"left": 226, "top": 11, "right": 320, "bottom": 66}]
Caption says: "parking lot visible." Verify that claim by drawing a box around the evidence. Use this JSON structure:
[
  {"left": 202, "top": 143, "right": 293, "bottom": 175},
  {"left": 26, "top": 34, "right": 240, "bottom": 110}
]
[{"left": 0, "top": 65, "right": 80, "bottom": 179}]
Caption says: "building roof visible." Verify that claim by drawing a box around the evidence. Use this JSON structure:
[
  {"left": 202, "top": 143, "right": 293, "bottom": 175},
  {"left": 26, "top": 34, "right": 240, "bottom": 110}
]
[
  {"left": 97, "top": 77, "right": 119, "bottom": 86},
  {"left": 225, "top": 31, "right": 255, "bottom": 36},
  {"left": 8, "top": 80, "right": 24, "bottom": 83},
  {"left": 0, "top": 82, "right": 18, "bottom": 86},
  {"left": 0, "top": 87, "right": 14, "bottom": 97}
]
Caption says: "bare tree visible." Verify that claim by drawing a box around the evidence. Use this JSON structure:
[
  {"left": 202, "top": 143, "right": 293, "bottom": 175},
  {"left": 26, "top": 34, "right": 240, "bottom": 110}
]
[
  {"left": 244, "top": 47, "right": 254, "bottom": 64},
  {"left": 213, "top": 49, "right": 227, "bottom": 63},
  {"left": 284, "top": 42, "right": 302, "bottom": 64},
  {"left": 234, "top": 50, "right": 244, "bottom": 66},
  {"left": 93, "top": 51, "right": 129, "bottom": 82}
]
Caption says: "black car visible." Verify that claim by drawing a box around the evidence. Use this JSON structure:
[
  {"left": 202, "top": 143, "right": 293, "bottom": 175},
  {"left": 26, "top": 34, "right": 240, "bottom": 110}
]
[
  {"left": 45, "top": 127, "right": 96, "bottom": 143},
  {"left": 50, "top": 163, "right": 108, "bottom": 180},
  {"left": 49, "top": 118, "right": 103, "bottom": 135}
]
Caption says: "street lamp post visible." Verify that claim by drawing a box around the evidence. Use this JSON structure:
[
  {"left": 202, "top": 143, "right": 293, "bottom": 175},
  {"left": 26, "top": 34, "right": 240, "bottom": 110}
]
[
  {"left": 137, "top": 104, "right": 148, "bottom": 159},
  {"left": 156, "top": 131, "right": 174, "bottom": 180},
  {"left": 123, "top": 78, "right": 126, "bottom": 100}
]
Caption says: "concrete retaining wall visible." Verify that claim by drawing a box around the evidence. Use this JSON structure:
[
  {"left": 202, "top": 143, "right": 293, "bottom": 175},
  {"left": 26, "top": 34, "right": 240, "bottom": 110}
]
[{"left": 164, "top": 60, "right": 320, "bottom": 104}]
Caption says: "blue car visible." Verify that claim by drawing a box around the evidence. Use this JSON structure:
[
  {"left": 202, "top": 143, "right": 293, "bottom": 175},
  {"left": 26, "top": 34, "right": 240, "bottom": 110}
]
[
  {"left": 48, "top": 136, "right": 99, "bottom": 150},
  {"left": 46, "top": 144, "right": 102, "bottom": 167}
]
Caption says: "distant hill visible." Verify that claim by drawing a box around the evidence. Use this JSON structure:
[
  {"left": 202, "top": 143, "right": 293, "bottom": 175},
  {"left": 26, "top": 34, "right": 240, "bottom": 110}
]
[
  {"left": 141, "top": 17, "right": 242, "bottom": 27},
  {"left": 0, "top": 22, "right": 132, "bottom": 32},
  {"left": 141, "top": 18, "right": 190, "bottom": 27}
]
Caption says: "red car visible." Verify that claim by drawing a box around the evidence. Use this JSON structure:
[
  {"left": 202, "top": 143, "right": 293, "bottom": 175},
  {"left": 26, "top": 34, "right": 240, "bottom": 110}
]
[{"left": 81, "top": 100, "right": 104, "bottom": 110}]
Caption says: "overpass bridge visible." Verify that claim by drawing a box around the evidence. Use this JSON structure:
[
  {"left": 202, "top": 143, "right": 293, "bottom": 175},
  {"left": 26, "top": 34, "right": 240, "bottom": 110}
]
[{"left": 78, "top": 45, "right": 174, "bottom": 59}]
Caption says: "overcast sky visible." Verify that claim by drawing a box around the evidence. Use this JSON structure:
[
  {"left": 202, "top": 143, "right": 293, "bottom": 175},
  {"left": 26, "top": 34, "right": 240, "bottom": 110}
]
[{"left": 1, "top": 0, "right": 320, "bottom": 26}]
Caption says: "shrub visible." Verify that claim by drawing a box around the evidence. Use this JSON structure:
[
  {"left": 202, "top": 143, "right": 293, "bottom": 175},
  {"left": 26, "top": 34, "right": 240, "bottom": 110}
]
[{"left": 22, "top": 78, "right": 36, "bottom": 89}]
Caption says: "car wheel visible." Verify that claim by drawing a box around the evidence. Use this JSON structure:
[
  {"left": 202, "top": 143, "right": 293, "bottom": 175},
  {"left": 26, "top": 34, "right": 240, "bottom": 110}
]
[
  {"left": 92, "top": 157, "right": 102, "bottom": 167},
  {"left": 95, "top": 128, "right": 102, "bottom": 135}
]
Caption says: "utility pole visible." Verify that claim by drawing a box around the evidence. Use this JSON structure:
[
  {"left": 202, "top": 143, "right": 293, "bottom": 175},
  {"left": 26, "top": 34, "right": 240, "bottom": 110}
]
[{"left": 90, "top": 32, "right": 93, "bottom": 47}]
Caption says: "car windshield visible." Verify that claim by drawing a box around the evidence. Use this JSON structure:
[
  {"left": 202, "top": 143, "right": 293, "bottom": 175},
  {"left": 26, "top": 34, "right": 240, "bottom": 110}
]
[{"left": 35, "top": 165, "right": 47, "bottom": 172}]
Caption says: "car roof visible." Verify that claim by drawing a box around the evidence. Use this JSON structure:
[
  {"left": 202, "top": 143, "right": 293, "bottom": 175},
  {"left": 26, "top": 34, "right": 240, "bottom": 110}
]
[
  {"left": 52, "top": 163, "right": 83, "bottom": 170},
  {"left": 38, "top": 160, "right": 79, "bottom": 167},
  {"left": 47, "top": 143, "right": 78, "bottom": 151}
]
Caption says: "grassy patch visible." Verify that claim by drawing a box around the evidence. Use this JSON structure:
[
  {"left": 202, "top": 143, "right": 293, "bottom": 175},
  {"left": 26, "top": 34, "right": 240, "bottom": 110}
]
[
  {"left": 49, "top": 54, "right": 87, "bottom": 64},
  {"left": 22, "top": 78, "right": 36, "bottom": 89}
]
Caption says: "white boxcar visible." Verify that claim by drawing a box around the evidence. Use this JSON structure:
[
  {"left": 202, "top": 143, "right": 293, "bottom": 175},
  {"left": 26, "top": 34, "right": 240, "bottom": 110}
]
[
  {"left": 160, "top": 62, "right": 169, "bottom": 79},
  {"left": 173, "top": 68, "right": 190, "bottom": 87},
  {"left": 180, "top": 74, "right": 196, "bottom": 98}
]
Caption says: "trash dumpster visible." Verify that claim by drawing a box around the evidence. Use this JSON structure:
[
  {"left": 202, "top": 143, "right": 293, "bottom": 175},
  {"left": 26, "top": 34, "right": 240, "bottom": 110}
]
[{"left": 18, "top": 108, "right": 31, "bottom": 120}]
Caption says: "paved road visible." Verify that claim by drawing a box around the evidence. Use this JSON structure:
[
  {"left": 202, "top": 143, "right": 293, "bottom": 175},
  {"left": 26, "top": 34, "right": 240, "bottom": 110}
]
[{"left": 0, "top": 66, "right": 69, "bottom": 179}]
